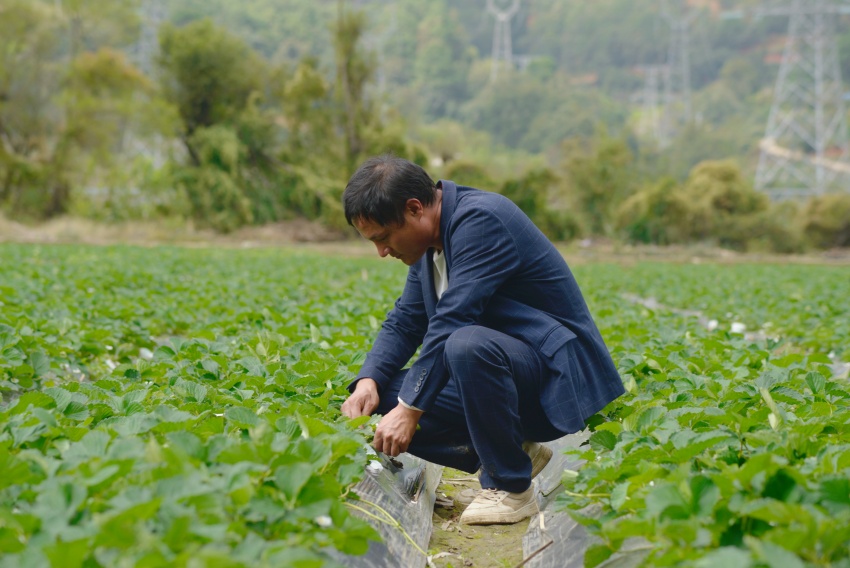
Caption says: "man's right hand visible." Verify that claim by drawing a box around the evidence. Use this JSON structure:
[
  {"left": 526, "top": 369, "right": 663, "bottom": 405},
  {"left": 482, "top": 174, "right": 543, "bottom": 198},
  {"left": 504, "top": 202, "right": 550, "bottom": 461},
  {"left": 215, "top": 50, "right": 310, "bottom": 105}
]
[{"left": 341, "top": 378, "right": 380, "bottom": 418}]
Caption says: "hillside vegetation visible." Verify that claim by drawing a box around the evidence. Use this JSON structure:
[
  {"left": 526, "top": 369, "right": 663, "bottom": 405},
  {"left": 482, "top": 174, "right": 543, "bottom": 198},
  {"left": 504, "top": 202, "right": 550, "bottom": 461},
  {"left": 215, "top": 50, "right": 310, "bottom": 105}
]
[{"left": 1, "top": 0, "right": 849, "bottom": 250}]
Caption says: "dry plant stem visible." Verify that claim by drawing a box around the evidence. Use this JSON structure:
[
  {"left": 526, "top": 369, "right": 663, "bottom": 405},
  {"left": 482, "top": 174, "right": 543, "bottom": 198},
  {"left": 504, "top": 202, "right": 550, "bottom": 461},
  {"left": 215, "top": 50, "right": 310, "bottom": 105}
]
[
  {"left": 345, "top": 500, "right": 427, "bottom": 557},
  {"left": 564, "top": 490, "right": 610, "bottom": 498},
  {"left": 515, "top": 515, "right": 553, "bottom": 568},
  {"left": 513, "top": 539, "right": 553, "bottom": 568}
]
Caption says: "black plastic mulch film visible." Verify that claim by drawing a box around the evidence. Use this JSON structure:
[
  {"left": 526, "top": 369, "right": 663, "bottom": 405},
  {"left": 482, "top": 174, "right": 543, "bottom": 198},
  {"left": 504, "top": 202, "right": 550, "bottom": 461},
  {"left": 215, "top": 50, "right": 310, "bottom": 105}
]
[
  {"left": 335, "top": 453, "right": 441, "bottom": 567},
  {"left": 336, "top": 431, "right": 622, "bottom": 567}
]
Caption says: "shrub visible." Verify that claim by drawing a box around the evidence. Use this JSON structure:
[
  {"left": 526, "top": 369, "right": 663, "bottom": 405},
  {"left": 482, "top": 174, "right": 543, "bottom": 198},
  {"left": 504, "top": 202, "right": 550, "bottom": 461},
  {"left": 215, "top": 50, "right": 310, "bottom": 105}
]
[
  {"left": 615, "top": 178, "right": 691, "bottom": 245},
  {"left": 802, "top": 192, "right": 850, "bottom": 249}
]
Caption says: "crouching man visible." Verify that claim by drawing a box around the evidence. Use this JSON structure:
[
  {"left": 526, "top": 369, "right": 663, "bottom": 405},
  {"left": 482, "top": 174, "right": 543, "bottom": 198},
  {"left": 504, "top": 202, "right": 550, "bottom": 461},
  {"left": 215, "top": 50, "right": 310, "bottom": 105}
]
[{"left": 340, "top": 155, "right": 624, "bottom": 525}]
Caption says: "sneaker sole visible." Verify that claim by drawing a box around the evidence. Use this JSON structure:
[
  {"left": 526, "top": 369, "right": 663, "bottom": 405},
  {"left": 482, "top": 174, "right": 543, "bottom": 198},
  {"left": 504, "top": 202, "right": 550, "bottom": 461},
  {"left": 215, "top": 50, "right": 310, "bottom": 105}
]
[{"left": 459, "top": 500, "right": 539, "bottom": 525}]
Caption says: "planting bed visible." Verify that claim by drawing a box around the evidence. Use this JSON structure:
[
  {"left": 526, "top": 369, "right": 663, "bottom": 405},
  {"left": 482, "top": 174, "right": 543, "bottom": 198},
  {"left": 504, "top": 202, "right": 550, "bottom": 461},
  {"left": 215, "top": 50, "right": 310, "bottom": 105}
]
[{"left": 1, "top": 245, "right": 848, "bottom": 567}]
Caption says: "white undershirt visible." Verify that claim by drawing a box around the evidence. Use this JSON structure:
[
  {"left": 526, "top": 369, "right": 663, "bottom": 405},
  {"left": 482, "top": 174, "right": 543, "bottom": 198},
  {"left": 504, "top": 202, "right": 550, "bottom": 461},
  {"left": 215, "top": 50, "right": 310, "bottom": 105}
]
[
  {"left": 433, "top": 249, "right": 448, "bottom": 300},
  {"left": 398, "top": 249, "right": 448, "bottom": 412}
]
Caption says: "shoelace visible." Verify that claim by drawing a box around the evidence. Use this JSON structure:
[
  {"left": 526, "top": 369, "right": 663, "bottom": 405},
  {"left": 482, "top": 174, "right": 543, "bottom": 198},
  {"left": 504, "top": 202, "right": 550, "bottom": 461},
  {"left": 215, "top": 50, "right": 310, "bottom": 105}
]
[{"left": 478, "top": 489, "right": 507, "bottom": 503}]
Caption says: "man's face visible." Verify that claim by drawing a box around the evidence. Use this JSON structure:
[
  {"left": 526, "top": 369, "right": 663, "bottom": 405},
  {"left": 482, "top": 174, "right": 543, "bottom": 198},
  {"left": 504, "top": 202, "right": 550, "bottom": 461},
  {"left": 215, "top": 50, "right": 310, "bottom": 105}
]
[{"left": 354, "top": 209, "right": 433, "bottom": 266}]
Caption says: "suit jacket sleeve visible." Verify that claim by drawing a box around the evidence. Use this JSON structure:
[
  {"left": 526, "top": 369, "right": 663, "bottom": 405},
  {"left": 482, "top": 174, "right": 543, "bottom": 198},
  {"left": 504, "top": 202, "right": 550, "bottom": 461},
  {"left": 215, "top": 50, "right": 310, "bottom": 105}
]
[
  {"left": 398, "top": 205, "right": 521, "bottom": 411},
  {"left": 351, "top": 265, "right": 429, "bottom": 393}
]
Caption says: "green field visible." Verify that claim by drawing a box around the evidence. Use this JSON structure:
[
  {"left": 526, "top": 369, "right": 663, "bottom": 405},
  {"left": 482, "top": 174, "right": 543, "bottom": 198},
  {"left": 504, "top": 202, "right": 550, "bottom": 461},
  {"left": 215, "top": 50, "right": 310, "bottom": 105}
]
[{"left": 1, "top": 244, "right": 848, "bottom": 566}]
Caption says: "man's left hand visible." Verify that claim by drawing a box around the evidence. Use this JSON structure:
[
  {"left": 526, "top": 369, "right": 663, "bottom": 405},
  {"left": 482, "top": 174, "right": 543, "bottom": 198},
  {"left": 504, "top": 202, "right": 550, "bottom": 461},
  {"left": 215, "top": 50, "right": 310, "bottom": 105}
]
[{"left": 373, "top": 404, "right": 423, "bottom": 457}]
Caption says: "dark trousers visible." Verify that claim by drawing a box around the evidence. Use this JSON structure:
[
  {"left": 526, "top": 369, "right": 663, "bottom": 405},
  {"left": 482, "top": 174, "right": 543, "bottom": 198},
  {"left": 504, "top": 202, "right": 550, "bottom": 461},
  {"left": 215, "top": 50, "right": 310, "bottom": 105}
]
[{"left": 376, "top": 325, "right": 563, "bottom": 493}]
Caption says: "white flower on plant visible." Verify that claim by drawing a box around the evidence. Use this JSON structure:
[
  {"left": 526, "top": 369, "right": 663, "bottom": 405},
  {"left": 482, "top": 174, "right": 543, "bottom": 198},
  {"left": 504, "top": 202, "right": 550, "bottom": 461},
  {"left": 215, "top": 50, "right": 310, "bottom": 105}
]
[
  {"left": 315, "top": 515, "right": 333, "bottom": 528},
  {"left": 730, "top": 322, "right": 746, "bottom": 334},
  {"left": 139, "top": 348, "right": 154, "bottom": 360},
  {"left": 707, "top": 319, "right": 719, "bottom": 332},
  {"left": 105, "top": 359, "right": 117, "bottom": 371}
]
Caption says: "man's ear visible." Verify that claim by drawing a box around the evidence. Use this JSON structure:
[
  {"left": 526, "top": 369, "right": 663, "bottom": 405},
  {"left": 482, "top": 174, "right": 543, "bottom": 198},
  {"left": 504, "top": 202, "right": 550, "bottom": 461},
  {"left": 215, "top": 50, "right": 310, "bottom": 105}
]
[{"left": 405, "top": 198, "right": 424, "bottom": 219}]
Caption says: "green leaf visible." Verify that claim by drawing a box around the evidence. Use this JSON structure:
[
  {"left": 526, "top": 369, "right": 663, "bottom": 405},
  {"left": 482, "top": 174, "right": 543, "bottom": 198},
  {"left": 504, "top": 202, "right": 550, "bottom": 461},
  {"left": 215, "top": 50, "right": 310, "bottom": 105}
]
[
  {"left": 593, "top": 421, "right": 623, "bottom": 436},
  {"left": 745, "top": 537, "right": 805, "bottom": 568},
  {"left": 690, "top": 476, "right": 720, "bottom": 517},
  {"left": 589, "top": 430, "right": 617, "bottom": 452},
  {"left": 69, "top": 430, "right": 111, "bottom": 459},
  {"left": 166, "top": 431, "right": 204, "bottom": 460},
  {"left": 274, "top": 462, "right": 316, "bottom": 502},
  {"left": 95, "top": 499, "right": 161, "bottom": 549},
  {"left": 636, "top": 407, "right": 665, "bottom": 430},
  {"left": 610, "top": 481, "right": 630, "bottom": 511},
  {"left": 83, "top": 464, "right": 120, "bottom": 487},
  {"left": 44, "top": 537, "right": 90, "bottom": 568},
  {"left": 739, "top": 499, "right": 798, "bottom": 524},
  {"left": 819, "top": 477, "right": 850, "bottom": 506},
  {"left": 28, "top": 351, "right": 50, "bottom": 377},
  {"left": 646, "top": 483, "right": 689, "bottom": 520},
  {"left": 185, "top": 381, "right": 207, "bottom": 403},
  {"left": 63, "top": 401, "right": 90, "bottom": 421},
  {"left": 584, "top": 543, "right": 614, "bottom": 568},
  {"left": 805, "top": 372, "right": 826, "bottom": 395},
  {"left": 2, "top": 347, "right": 26, "bottom": 366},
  {"left": 44, "top": 387, "right": 73, "bottom": 411},
  {"left": 298, "top": 414, "right": 335, "bottom": 437},
  {"left": 0, "top": 447, "right": 33, "bottom": 490},
  {"left": 11, "top": 391, "right": 56, "bottom": 414},
  {"left": 154, "top": 405, "right": 194, "bottom": 423},
  {"left": 276, "top": 416, "right": 302, "bottom": 438},
  {"left": 225, "top": 406, "right": 261, "bottom": 428},
  {"left": 695, "top": 547, "right": 753, "bottom": 568},
  {"left": 346, "top": 415, "right": 372, "bottom": 429}
]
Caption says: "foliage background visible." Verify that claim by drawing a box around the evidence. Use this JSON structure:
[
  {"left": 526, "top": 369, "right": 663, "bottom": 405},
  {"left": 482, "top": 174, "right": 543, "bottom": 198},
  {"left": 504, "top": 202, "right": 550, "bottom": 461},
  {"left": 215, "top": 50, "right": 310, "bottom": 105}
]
[{"left": 1, "top": 0, "right": 849, "bottom": 249}]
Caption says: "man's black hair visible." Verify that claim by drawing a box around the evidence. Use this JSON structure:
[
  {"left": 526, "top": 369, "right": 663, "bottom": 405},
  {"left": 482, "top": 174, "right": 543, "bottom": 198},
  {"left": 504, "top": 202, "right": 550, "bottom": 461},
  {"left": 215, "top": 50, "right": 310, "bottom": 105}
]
[{"left": 343, "top": 155, "right": 436, "bottom": 227}]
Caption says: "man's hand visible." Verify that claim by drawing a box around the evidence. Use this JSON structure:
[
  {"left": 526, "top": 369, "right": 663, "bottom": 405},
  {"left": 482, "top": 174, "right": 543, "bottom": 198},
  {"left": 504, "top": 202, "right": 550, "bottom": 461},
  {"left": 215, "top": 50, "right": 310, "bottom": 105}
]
[
  {"left": 341, "top": 378, "right": 380, "bottom": 418},
  {"left": 373, "top": 404, "right": 423, "bottom": 457}
]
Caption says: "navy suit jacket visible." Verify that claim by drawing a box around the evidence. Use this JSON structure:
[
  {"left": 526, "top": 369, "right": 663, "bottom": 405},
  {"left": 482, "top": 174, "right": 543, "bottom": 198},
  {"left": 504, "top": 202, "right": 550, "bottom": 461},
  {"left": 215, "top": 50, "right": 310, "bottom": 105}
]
[{"left": 354, "top": 180, "right": 624, "bottom": 434}]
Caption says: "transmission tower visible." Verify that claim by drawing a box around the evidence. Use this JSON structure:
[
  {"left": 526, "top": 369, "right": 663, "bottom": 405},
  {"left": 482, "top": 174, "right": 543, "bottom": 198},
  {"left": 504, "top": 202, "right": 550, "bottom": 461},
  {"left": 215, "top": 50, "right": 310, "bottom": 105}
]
[
  {"left": 487, "top": 0, "right": 521, "bottom": 82},
  {"left": 132, "top": 0, "right": 166, "bottom": 76},
  {"left": 660, "top": 1, "right": 699, "bottom": 144},
  {"left": 641, "top": 65, "right": 666, "bottom": 145},
  {"left": 755, "top": 0, "right": 850, "bottom": 198}
]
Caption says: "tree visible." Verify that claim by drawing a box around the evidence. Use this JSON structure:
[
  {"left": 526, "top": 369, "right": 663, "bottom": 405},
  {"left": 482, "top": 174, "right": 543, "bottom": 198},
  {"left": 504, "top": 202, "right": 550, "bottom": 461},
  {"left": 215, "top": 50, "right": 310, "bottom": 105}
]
[
  {"left": 562, "top": 135, "right": 636, "bottom": 236},
  {"left": 159, "top": 19, "right": 265, "bottom": 150},
  {"left": 332, "top": 2, "right": 375, "bottom": 171},
  {"left": 0, "top": 0, "right": 149, "bottom": 219}
]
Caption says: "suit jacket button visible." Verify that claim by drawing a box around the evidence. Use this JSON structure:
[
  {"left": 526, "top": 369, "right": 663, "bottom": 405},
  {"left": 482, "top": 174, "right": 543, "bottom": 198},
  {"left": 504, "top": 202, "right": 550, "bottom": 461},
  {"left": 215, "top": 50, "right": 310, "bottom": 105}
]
[{"left": 414, "top": 387, "right": 420, "bottom": 393}]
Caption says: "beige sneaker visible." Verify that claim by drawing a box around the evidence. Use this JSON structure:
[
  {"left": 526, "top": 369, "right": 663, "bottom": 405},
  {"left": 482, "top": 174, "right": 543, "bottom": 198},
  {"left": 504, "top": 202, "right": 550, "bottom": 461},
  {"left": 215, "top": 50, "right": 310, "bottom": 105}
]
[
  {"left": 523, "top": 441, "right": 554, "bottom": 479},
  {"left": 455, "top": 442, "right": 553, "bottom": 505},
  {"left": 459, "top": 487, "right": 538, "bottom": 525}
]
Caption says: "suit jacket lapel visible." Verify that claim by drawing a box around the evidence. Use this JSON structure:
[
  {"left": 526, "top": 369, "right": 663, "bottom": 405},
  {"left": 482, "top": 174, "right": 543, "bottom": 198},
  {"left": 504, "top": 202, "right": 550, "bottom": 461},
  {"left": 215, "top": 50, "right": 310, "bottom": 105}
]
[
  {"left": 437, "top": 180, "right": 458, "bottom": 270},
  {"left": 422, "top": 248, "right": 437, "bottom": 318}
]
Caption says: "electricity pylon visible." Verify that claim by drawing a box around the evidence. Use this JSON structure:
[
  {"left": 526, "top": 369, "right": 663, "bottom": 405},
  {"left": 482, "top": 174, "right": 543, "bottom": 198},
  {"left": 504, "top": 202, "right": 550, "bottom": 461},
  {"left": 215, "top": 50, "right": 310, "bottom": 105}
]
[
  {"left": 659, "top": 1, "right": 699, "bottom": 144},
  {"left": 132, "top": 0, "right": 166, "bottom": 76},
  {"left": 755, "top": 0, "right": 850, "bottom": 198},
  {"left": 641, "top": 65, "right": 666, "bottom": 145},
  {"left": 487, "top": 0, "right": 521, "bottom": 82}
]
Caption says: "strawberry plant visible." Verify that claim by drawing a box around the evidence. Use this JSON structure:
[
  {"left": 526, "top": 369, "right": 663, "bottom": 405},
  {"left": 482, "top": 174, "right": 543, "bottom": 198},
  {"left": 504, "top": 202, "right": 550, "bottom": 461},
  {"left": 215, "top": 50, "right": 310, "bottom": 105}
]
[
  {"left": 561, "top": 263, "right": 850, "bottom": 566},
  {"left": 1, "top": 245, "right": 847, "bottom": 566}
]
